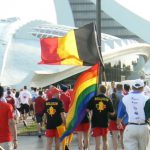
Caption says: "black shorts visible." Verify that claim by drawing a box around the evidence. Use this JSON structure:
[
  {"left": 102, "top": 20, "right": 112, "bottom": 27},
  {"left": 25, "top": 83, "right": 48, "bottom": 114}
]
[
  {"left": 20, "top": 104, "right": 30, "bottom": 114},
  {"left": 17, "top": 107, "right": 22, "bottom": 112},
  {"left": 35, "top": 114, "right": 44, "bottom": 123}
]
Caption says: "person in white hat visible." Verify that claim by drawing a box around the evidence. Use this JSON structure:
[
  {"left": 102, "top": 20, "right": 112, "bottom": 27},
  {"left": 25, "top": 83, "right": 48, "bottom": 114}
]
[{"left": 117, "top": 79, "right": 150, "bottom": 150}]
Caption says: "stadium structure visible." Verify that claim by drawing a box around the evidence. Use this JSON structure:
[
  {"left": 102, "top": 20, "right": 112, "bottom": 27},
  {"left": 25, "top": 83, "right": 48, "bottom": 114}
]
[{"left": 0, "top": 0, "right": 150, "bottom": 88}]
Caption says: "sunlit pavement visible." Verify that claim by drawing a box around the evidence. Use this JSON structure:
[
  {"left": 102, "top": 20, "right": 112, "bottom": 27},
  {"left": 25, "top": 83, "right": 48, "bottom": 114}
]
[{"left": 18, "top": 134, "right": 150, "bottom": 150}]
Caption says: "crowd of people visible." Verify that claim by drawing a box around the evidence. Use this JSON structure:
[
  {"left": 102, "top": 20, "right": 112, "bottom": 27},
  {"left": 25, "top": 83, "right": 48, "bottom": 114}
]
[{"left": 0, "top": 79, "right": 150, "bottom": 150}]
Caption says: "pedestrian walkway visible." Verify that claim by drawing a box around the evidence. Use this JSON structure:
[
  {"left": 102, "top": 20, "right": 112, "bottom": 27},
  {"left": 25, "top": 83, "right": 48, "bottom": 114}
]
[
  {"left": 17, "top": 117, "right": 150, "bottom": 150},
  {"left": 18, "top": 135, "right": 121, "bottom": 150}
]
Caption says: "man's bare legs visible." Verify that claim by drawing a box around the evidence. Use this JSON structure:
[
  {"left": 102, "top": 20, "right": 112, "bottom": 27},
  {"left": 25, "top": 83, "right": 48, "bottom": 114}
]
[
  {"left": 54, "top": 137, "right": 60, "bottom": 150},
  {"left": 83, "top": 131, "right": 90, "bottom": 149},
  {"left": 95, "top": 136, "right": 101, "bottom": 150},
  {"left": 47, "top": 138, "right": 53, "bottom": 150},
  {"left": 77, "top": 131, "right": 90, "bottom": 150},
  {"left": 112, "top": 131, "right": 119, "bottom": 150},
  {"left": 77, "top": 132, "right": 83, "bottom": 150},
  {"left": 102, "top": 135, "right": 108, "bottom": 150}
]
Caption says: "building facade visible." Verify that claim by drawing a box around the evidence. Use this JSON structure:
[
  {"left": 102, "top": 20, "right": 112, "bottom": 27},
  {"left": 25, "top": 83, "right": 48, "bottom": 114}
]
[{"left": 69, "top": 0, "right": 142, "bottom": 42}]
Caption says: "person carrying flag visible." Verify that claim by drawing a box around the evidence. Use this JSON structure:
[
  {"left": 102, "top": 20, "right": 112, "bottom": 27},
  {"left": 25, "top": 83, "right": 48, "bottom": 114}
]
[{"left": 87, "top": 85, "right": 115, "bottom": 150}]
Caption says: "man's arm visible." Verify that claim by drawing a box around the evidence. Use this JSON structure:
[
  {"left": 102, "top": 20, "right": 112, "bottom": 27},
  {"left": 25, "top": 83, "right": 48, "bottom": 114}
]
[
  {"left": 144, "top": 99, "right": 150, "bottom": 123},
  {"left": 61, "top": 112, "right": 66, "bottom": 127},
  {"left": 33, "top": 101, "right": 35, "bottom": 115},
  {"left": 9, "top": 118, "right": 17, "bottom": 149},
  {"left": 117, "top": 99, "right": 127, "bottom": 128},
  {"left": 108, "top": 98, "right": 115, "bottom": 116},
  {"left": 109, "top": 112, "right": 115, "bottom": 116}
]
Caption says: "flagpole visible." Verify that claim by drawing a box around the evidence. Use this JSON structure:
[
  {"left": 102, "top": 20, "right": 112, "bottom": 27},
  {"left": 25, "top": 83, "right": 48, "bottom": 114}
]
[
  {"left": 96, "top": 0, "right": 101, "bottom": 37},
  {"left": 96, "top": 0, "right": 107, "bottom": 86}
]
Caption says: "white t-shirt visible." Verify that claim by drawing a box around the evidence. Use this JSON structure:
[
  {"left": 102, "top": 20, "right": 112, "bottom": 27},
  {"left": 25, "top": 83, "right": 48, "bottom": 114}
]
[
  {"left": 108, "top": 87, "right": 115, "bottom": 96},
  {"left": 15, "top": 97, "right": 21, "bottom": 108},
  {"left": 19, "top": 90, "right": 32, "bottom": 104},
  {"left": 123, "top": 92, "right": 149, "bottom": 123}
]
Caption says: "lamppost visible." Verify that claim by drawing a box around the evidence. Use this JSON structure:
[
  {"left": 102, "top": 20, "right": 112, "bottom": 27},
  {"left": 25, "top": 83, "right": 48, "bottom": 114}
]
[
  {"left": 96, "top": 0, "right": 101, "bottom": 37},
  {"left": 96, "top": 0, "right": 102, "bottom": 84}
]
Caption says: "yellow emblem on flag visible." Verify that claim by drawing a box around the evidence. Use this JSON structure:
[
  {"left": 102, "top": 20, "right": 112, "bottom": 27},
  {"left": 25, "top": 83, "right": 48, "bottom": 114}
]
[
  {"left": 96, "top": 102, "right": 106, "bottom": 112},
  {"left": 47, "top": 106, "right": 56, "bottom": 116}
]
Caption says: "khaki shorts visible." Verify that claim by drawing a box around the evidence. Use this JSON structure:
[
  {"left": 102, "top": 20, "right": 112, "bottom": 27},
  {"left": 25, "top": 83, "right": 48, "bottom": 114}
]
[
  {"left": 123, "top": 124, "right": 149, "bottom": 150},
  {"left": 0, "top": 142, "right": 13, "bottom": 150}
]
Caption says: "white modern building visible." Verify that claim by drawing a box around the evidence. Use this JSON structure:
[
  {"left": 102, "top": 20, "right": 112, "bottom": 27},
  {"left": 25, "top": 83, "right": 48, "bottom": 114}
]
[{"left": 0, "top": 0, "right": 150, "bottom": 88}]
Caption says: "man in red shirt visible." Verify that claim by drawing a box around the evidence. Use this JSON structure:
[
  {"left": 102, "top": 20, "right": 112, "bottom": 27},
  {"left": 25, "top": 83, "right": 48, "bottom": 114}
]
[
  {"left": 46, "top": 85, "right": 60, "bottom": 100},
  {"left": 0, "top": 86, "right": 17, "bottom": 150},
  {"left": 60, "top": 84, "right": 71, "bottom": 113},
  {"left": 33, "top": 91, "right": 46, "bottom": 138}
]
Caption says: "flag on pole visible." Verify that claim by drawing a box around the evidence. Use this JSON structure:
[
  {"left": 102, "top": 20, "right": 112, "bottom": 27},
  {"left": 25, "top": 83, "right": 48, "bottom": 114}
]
[
  {"left": 39, "top": 23, "right": 101, "bottom": 66},
  {"left": 59, "top": 63, "right": 100, "bottom": 142}
]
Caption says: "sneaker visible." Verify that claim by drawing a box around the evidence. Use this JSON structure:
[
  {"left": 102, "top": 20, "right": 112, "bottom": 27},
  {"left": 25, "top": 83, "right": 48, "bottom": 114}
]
[
  {"left": 38, "top": 132, "right": 42, "bottom": 138},
  {"left": 38, "top": 134, "right": 41, "bottom": 138}
]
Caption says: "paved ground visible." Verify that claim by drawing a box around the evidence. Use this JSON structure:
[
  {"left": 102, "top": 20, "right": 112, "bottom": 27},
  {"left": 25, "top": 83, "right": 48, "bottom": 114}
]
[
  {"left": 17, "top": 117, "right": 120, "bottom": 149},
  {"left": 17, "top": 117, "right": 150, "bottom": 150},
  {"left": 18, "top": 134, "right": 150, "bottom": 150},
  {"left": 18, "top": 135, "right": 118, "bottom": 150}
]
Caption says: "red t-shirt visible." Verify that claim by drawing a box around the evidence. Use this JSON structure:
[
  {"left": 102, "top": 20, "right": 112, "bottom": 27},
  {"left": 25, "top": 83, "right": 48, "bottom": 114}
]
[
  {"left": 46, "top": 87, "right": 60, "bottom": 99},
  {"left": 5, "top": 95, "right": 15, "bottom": 110},
  {"left": 60, "top": 92, "right": 71, "bottom": 113},
  {"left": 67, "top": 89, "right": 73, "bottom": 98},
  {"left": 0, "top": 101, "right": 13, "bottom": 143},
  {"left": 34, "top": 96, "right": 46, "bottom": 114}
]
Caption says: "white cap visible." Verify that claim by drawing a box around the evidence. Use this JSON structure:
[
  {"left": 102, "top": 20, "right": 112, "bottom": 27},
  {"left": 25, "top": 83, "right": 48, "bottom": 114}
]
[{"left": 132, "top": 79, "right": 144, "bottom": 88}]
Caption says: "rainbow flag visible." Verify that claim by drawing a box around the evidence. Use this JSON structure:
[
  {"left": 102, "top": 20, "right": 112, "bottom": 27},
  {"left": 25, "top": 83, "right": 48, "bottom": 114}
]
[{"left": 59, "top": 63, "right": 99, "bottom": 142}]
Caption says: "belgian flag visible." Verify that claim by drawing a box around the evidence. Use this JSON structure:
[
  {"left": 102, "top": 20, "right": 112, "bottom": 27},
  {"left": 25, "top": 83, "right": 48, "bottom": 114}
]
[{"left": 39, "top": 23, "right": 102, "bottom": 66}]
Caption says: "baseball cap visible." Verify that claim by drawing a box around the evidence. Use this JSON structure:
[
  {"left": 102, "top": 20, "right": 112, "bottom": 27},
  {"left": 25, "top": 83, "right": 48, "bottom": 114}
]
[
  {"left": 60, "top": 84, "right": 68, "bottom": 92},
  {"left": 132, "top": 79, "right": 144, "bottom": 88}
]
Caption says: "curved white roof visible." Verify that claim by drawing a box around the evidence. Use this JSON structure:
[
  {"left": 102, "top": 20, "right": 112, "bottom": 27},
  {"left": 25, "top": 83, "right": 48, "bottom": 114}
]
[{"left": 0, "top": 20, "right": 150, "bottom": 88}]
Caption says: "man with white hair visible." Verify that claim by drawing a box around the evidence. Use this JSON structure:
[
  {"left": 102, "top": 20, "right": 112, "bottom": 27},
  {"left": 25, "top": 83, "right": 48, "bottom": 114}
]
[{"left": 117, "top": 79, "right": 150, "bottom": 150}]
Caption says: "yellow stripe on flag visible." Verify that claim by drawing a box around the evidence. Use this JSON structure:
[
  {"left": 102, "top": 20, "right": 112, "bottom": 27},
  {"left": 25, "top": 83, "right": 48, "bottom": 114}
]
[{"left": 58, "top": 30, "right": 83, "bottom": 65}]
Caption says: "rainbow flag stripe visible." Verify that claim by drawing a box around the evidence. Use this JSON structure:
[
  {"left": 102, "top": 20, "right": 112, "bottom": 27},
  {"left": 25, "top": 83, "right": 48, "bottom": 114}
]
[{"left": 60, "top": 63, "right": 99, "bottom": 142}]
